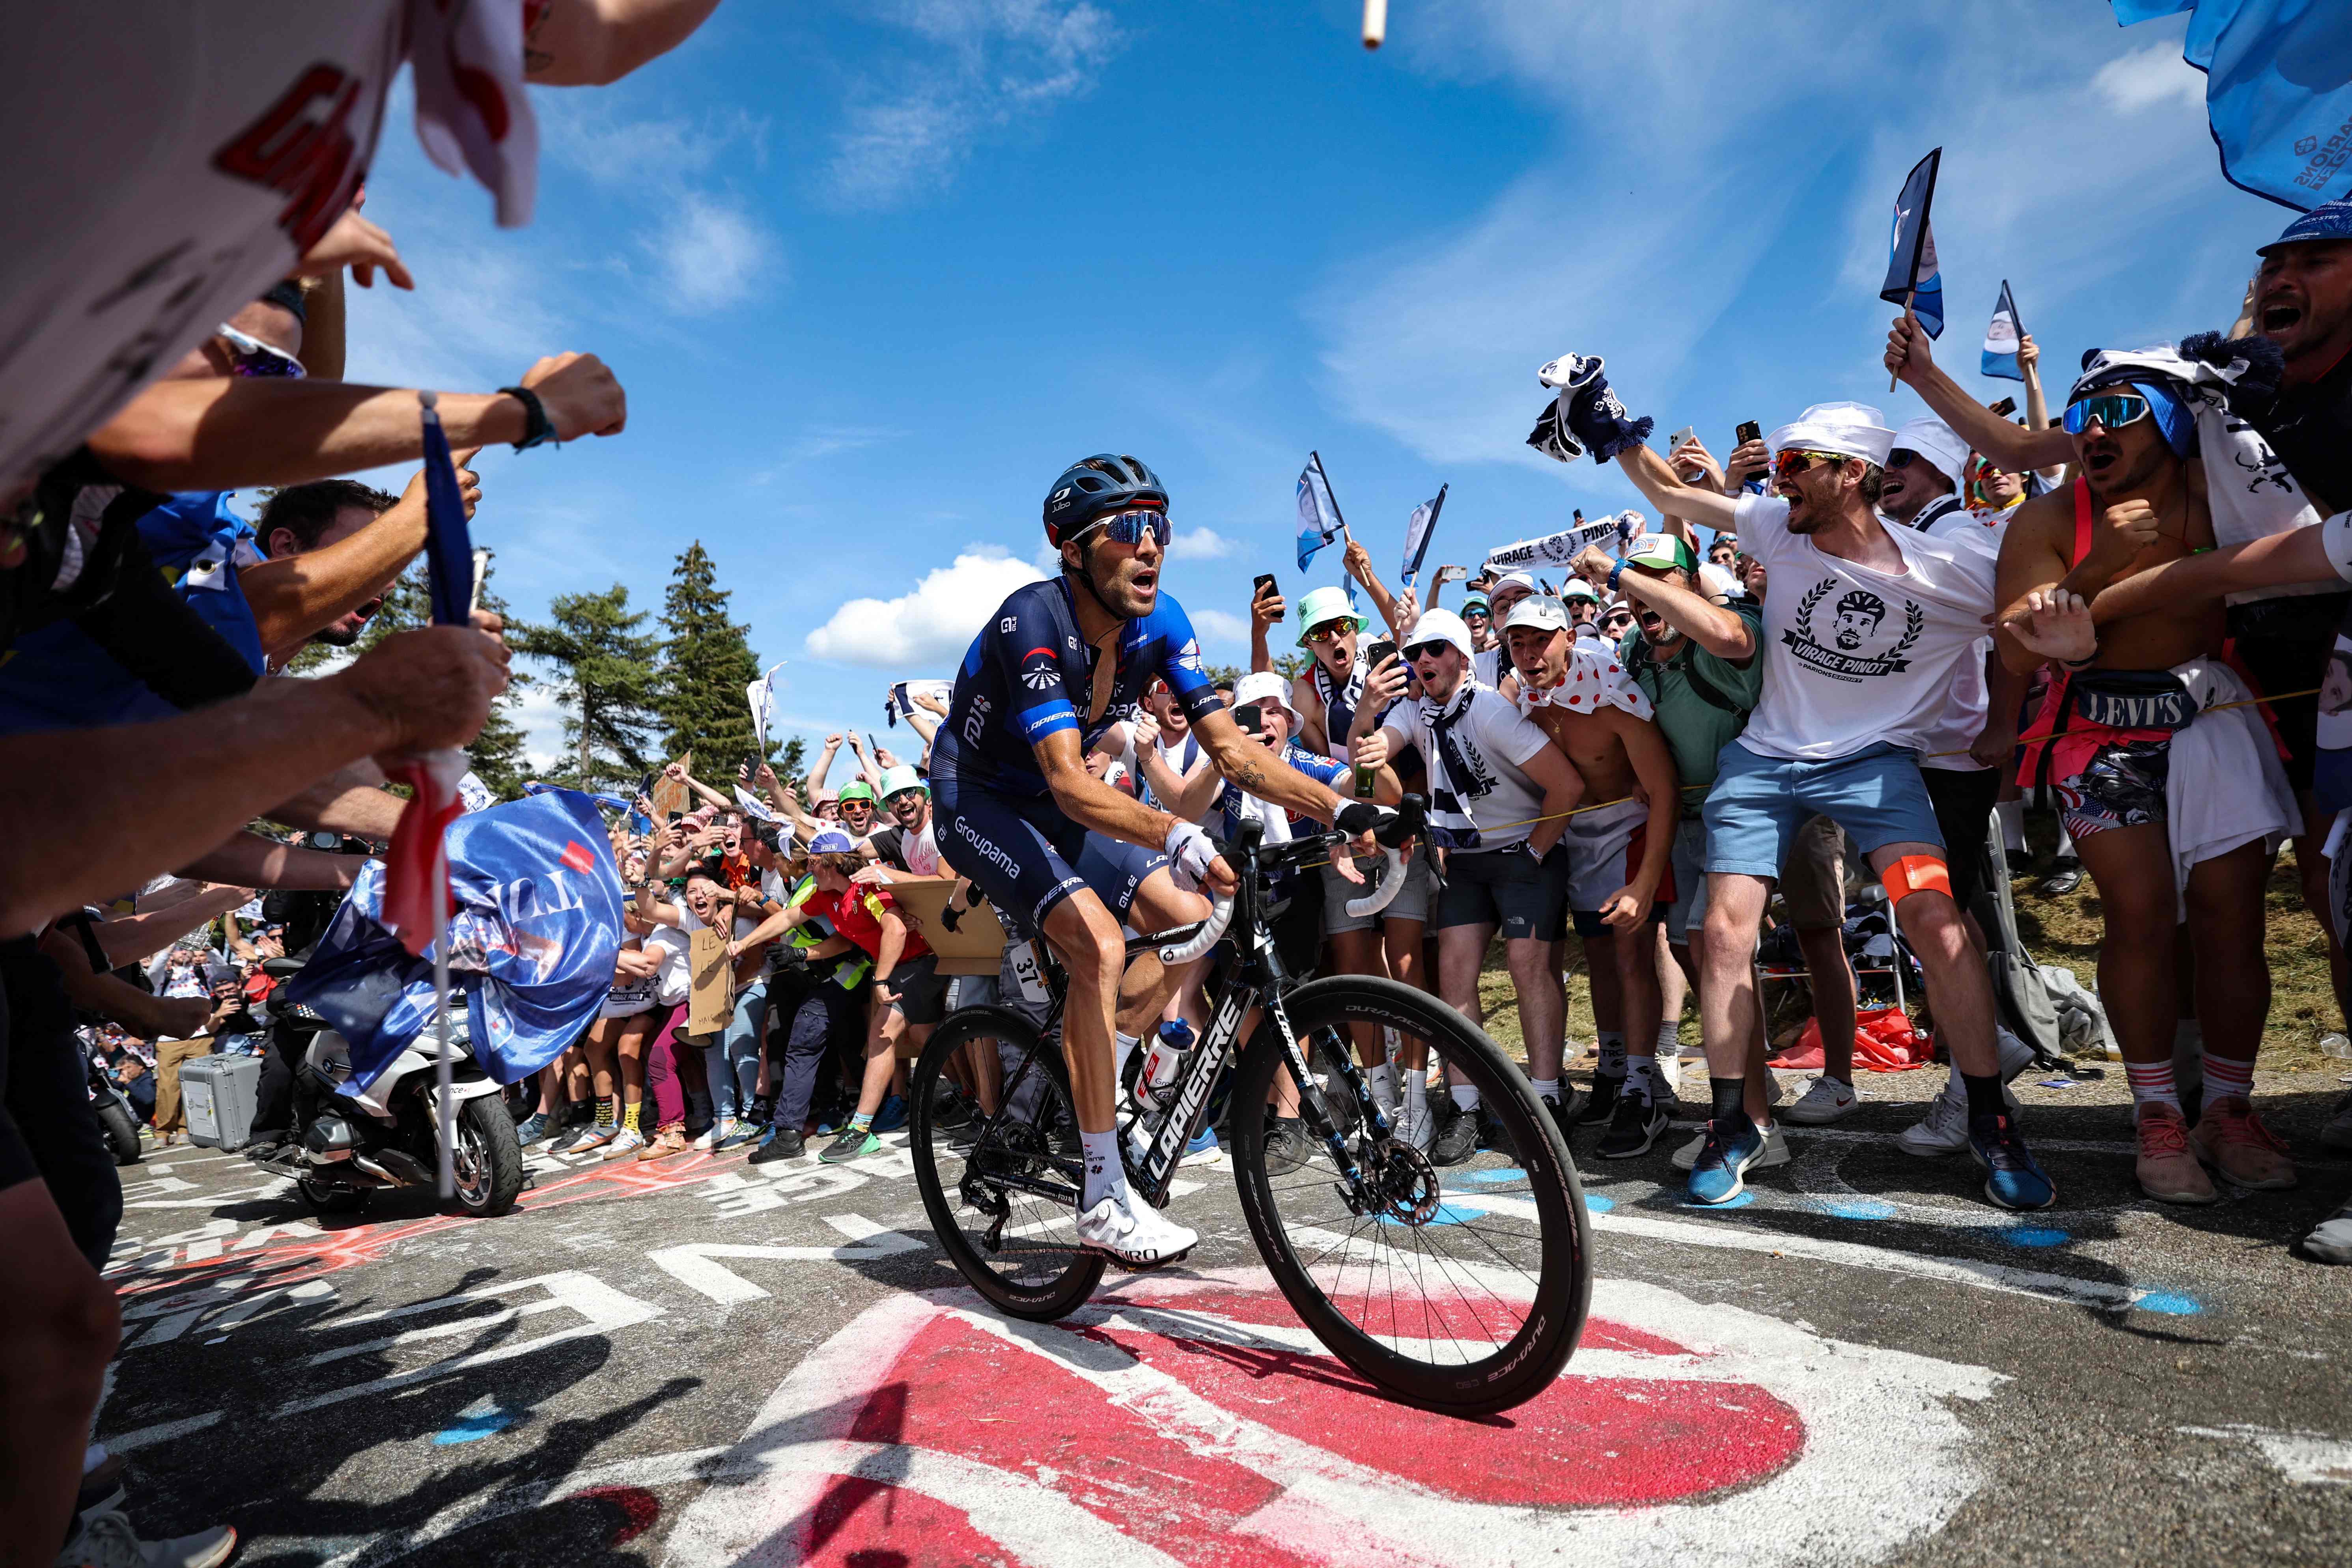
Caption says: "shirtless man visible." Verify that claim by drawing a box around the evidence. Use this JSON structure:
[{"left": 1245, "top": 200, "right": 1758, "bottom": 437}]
[
  {"left": 1995, "top": 362, "right": 2296, "bottom": 1205},
  {"left": 1499, "top": 596, "right": 1683, "bottom": 1157}
]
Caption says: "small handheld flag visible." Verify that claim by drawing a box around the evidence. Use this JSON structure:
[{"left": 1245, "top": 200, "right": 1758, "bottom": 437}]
[
  {"left": 1882, "top": 147, "right": 1945, "bottom": 340},
  {"left": 1296, "top": 451, "right": 1349, "bottom": 572},
  {"left": 1402, "top": 483, "right": 1446, "bottom": 588},
  {"left": 2112, "top": 1, "right": 2352, "bottom": 211},
  {"left": 1982, "top": 280, "right": 2025, "bottom": 382}
]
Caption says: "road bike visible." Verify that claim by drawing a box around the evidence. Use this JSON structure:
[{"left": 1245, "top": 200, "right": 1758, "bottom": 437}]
[{"left": 907, "top": 810, "right": 1591, "bottom": 1414}]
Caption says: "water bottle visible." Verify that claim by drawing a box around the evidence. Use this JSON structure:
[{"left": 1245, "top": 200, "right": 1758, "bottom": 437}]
[{"left": 1132, "top": 1018, "right": 1197, "bottom": 1114}]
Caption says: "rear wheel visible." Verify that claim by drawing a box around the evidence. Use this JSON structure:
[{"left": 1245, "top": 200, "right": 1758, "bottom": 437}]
[
  {"left": 910, "top": 1006, "right": 1105, "bottom": 1321},
  {"left": 1230, "top": 975, "right": 1590, "bottom": 1414}
]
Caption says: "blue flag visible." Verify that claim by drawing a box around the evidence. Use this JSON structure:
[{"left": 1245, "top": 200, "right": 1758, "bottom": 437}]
[
  {"left": 1880, "top": 148, "right": 1945, "bottom": 338},
  {"left": 417, "top": 392, "right": 476, "bottom": 628},
  {"left": 2114, "top": 1, "right": 2352, "bottom": 210},
  {"left": 1296, "top": 450, "right": 1347, "bottom": 572},
  {"left": 1402, "top": 483, "right": 1445, "bottom": 588},
  {"left": 1982, "top": 279, "right": 2026, "bottom": 381},
  {"left": 284, "top": 790, "right": 626, "bottom": 1092}
]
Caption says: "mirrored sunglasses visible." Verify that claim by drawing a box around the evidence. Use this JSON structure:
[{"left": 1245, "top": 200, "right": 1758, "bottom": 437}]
[
  {"left": 2061, "top": 392, "right": 2151, "bottom": 435},
  {"left": 1076, "top": 508, "right": 1171, "bottom": 547},
  {"left": 217, "top": 321, "right": 305, "bottom": 378}
]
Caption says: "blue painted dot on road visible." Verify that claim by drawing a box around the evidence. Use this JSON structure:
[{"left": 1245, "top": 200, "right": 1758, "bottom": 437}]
[
  {"left": 1583, "top": 1194, "right": 1615, "bottom": 1213},
  {"left": 1682, "top": 1191, "right": 1757, "bottom": 1211},
  {"left": 2003, "top": 1226, "right": 2071, "bottom": 1249},
  {"left": 1466, "top": 1167, "right": 1528, "bottom": 1184},
  {"left": 1823, "top": 1198, "right": 1898, "bottom": 1220},
  {"left": 2135, "top": 1291, "right": 2202, "bottom": 1316},
  {"left": 433, "top": 1406, "right": 519, "bottom": 1445}
]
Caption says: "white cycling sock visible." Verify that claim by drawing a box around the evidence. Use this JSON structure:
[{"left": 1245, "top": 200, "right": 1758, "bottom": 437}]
[
  {"left": 1995, "top": 798, "right": 2025, "bottom": 854},
  {"left": 1080, "top": 1128, "right": 1126, "bottom": 1210},
  {"left": 1404, "top": 1073, "right": 1428, "bottom": 1119},
  {"left": 1449, "top": 1083, "right": 1480, "bottom": 1113},
  {"left": 1529, "top": 1076, "right": 1560, "bottom": 1101},
  {"left": 1114, "top": 1032, "right": 1139, "bottom": 1085},
  {"left": 1627, "top": 1055, "right": 1661, "bottom": 1102},
  {"left": 1367, "top": 1061, "right": 1397, "bottom": 1108}
]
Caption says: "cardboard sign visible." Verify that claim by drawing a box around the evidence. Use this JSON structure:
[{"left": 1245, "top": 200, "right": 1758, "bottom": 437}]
[
  {"left": 889, "top": 877, "right": 1011, "bottom": 976},
  {"left": 687, "top": 926, "right": 734, "bottom": 1035},
  {"left": 650, "top": 751, "right": 694, "bottom": 821}
]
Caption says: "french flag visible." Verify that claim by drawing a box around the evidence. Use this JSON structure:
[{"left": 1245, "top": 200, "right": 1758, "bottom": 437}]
[{"left": 377, "top": 391, "right": 478, "bottom": 956}]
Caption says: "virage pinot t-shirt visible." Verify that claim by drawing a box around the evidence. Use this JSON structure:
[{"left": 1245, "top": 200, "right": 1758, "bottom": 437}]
[{"left": 1732, "top": 493, "right": 1999, "bottom": 763}]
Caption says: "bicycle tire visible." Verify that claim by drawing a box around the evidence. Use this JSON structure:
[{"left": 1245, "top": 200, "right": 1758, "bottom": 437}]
[
  {"left": 909, "top": 1006, "right": 1106, "bottom": 1321},
  {"left": 1230, "top": 974, "right": 1590, "bottom": 1413}
]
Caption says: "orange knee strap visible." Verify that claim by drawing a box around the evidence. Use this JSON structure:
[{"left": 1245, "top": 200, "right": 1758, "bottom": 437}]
[{"left": 1881, "top": 854, "right": 1951, "bottom": 907}]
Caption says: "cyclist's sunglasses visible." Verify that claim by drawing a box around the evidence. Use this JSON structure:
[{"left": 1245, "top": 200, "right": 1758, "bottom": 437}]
[
  {"left": 1074, "top": 508, "right": 1171, "bottom": 547},
  {"left": 1770, "top": 448, "right": 1847, "bottom": 481},
  {"left": 217, "top": 321, "right": 305, "bottom": 379},
  {"left": 2061, "top": 392, "right": 2151, "bottom": 436}
]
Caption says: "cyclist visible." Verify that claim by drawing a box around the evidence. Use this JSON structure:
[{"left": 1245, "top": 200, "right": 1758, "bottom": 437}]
[{"left": 933, "top": 453, "right": 1392, "bottom": 1266}]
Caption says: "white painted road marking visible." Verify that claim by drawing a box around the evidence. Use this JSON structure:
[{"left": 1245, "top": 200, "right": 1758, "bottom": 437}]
[
  {"left": 2179, "top": 1424, "right": 2352, "bottom": 1484},
  {"left": 649, "top": 1214, "right": 925, "bottom": 1304}
]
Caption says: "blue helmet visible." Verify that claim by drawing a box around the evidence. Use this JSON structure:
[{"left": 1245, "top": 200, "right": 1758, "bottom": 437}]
[{"left": 1042, "top": 453, "right": 1167, "bottom": 549}]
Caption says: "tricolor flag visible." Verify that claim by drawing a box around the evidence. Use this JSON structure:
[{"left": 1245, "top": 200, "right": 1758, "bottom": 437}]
[
  {"left": 1881, "top": 148, "right": 1945, "bottom": 338},
  {"left": 410, "top": 0, "right": 541, "bottom": 226},
  {"left": 1982, "top": 279, "right": 2025, "bottom": 382},
  {"left": 2113, "top": 1, "right": 2352, "bottom": 211},
  {"left": 1402, "top": 483, "right": 1446, "bottom": 588}
]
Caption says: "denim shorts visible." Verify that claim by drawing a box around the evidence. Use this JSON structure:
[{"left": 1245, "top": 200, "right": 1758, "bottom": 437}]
[{"left": 1703, "top": 741, "right": 1944, "bottom": 881}]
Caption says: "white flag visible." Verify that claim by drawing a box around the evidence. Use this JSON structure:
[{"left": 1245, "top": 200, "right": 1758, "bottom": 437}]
[
  {"left": 745, "top": 661, "right": 784, "bottom": 752},
  {"left": 1483, "top": 512, "right": 1628, "bottom": 572}
]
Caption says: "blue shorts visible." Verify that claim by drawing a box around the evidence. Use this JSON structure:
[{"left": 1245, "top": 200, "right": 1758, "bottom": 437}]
[
  {"left": 1702, "top": 741, "right": 1943, "bottom": 881},
  {"left": 932, "top": 764, "right": 1169, "bottom": 937}
]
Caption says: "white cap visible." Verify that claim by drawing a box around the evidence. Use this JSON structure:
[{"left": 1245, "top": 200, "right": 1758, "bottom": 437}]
[
  {"left": 1404, "top": 607, "right": 1475, "bottom": 660},
  {"left": 1501, "top": 595, "right": 1569, "bottom": 634},
  {"left": 1491, "top": 570, "right": 1540, "bottom": 599},
  {"left": 1697, "top": 563, "right": 1742, "bottom": 601},
  {"left": 1232, "top": 669, "right": 1303, "bottom": 730},
  {"left": 1767, "top": 401, "right": 1896, "bottom": 467},
  {"left": 1891, "top": 416, "right": 1969, "bottom": 488},
  {"left": 1562, "top": 578, "right": 1600, "bottom": 602}
]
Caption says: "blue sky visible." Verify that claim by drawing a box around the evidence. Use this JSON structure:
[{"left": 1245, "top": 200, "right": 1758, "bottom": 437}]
[{"left": 338, "top": 0, "right": 2287, "bottom": 770}]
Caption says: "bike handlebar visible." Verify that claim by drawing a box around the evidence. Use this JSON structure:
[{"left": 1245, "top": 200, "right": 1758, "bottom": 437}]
[
  {"left": 1157, "top": 892, "right": 1235, "bottom": 964},
  {"left": 1341, "top": 846, "right": 1406, "bottom": 920}
]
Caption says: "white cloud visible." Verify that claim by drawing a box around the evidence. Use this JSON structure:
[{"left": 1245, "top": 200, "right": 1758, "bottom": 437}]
[
  {"left": 803, "top": 548, "right": 1047, "bottom": 668},
  {"left": 2094, "top": 42, "right": 2206, "bottom": 115},
  {"left": 534, "top": 95, "right": 768, "bottom": 186},
  {"left": 646, "top": 192, "right": 780, "bottom": 314},
  {"left": 1190, "top": 607, "right": 1250, "bottom": 647},
  {"left": 510, "top": 681, "right": 573, "bottom": 773},
  {"left": 824, "top": 0, "right": 1121, "bottom": 207},
  {"left": 1167, "top": 525, "right": 1238, "bottom": 561}
]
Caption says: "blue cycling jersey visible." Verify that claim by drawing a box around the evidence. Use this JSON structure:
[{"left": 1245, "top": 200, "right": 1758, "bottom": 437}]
[{"left": 939, "top": 575, "right": 1224, "bottom": 796}]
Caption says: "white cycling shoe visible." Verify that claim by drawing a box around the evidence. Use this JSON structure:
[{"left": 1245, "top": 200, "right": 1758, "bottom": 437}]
[{"left": 1077, "top": 1187, "right": 1198, "bottom": 1269}]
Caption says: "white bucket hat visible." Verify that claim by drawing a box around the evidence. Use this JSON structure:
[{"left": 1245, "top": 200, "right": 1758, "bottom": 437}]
[{"left": 1767, "top": 401, "right": 1896, "bottom": 467}]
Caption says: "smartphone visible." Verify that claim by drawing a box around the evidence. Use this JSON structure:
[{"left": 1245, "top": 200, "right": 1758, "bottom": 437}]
[
  {"left": 1736, "top": 420, "right": 1762, "bottom": 447},
  {"left": 1363, "top": 637, "right": 1397, "bottom": 672},
  {"left": 1253, "top": 573, "right": 1280, "bottom": 615},
  {"left": 1669, "top": 426, "right": 1697, "bottom": 454},
  {"left": 1988, "top": 397, "right": 2018, "bottom": 418},
  {"left": 468, "top": 547, "right": 492, "bottom": 615},
  {"left": 666, "top": 810, "right": 685, "bottom": 825}
]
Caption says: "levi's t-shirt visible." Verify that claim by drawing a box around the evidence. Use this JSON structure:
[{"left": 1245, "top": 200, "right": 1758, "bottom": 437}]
[{"left": 1732, "top": 493, "right": 2000, "bottom": 763}]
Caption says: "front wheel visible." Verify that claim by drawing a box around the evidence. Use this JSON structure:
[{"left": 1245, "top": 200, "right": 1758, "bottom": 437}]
[
  {"left": 1230, "top": 974, "right": 1590, "bottom": 1414},
  {"left": 97, "top": 1102, "right": 142, "bottom": 1166},
  {"left": 448, "top": 1094, "right": 524, "bottom": 1216},
  {"left": 909, "top": 1007, "right": 1105, "bottom": 1321}
]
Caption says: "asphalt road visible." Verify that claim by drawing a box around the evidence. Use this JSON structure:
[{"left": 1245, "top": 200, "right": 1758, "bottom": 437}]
[{"left": 97, "top": 1062, "right": 2352, "bottom": 1568}]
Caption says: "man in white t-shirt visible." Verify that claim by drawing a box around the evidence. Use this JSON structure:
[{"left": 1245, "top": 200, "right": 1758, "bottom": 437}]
[
  {"left": 1354, "top": 609, "right": 1584, "bottom": 1160},
  {"left": 1619, "top": 400, "right": 2055, "bottom": 1213}
]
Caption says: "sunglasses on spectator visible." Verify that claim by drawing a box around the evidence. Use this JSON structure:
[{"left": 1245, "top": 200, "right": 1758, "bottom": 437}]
[
  {"left": 1074, "top": 508, "right": 1171, "bottom": 547},
  {"left": 1404, "top": 640, "right": 1451, "bottom": 662},
  {"left": 2061, "top": 392, "right": 2151, "bottom": 435},
  {"left": 1462, "top": 607, "right": 1489, "bottom": 622},
  {"left": 1303, "top": 621, "right": 1354, "bottom": 644},
  {"left": 217, "top": 322, "right": 305, "bottom": 379},
  {"left": 1770, "top": 448, "right": 1847, "bottom": 481},
  {"left": 1885, "top": 449, "right": 1920, "bottom": 469}
]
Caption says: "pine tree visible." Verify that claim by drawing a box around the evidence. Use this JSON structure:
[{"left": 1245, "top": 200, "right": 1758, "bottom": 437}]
[
  {"left": 512, "top": 583, "right": 663, "bottom": 793},
  {"left": 655, "top": 540, "right": 768, "bottom": 773},
  {"left": 326, "top": 560, "right": 537, "bottom": 801}
]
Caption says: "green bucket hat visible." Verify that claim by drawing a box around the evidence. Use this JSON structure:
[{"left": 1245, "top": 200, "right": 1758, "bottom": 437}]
[{"left": 1295, "top": 585, "right": 1367, "bottom": 648}]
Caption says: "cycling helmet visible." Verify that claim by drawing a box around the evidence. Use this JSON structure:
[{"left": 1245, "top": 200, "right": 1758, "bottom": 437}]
[{"left": 1042, "top": 454, "right": 1167, "bottom": 549}]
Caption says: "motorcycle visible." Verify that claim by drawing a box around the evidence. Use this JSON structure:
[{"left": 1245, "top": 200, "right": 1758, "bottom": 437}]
[
  {"left": 86, "top": 1053, "right": 143, "bottom": 1167},
  {"left": 248, "top": 955, "right": 525, "bottom": 1217}
]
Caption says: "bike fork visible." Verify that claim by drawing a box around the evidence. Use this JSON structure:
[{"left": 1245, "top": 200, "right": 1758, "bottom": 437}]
[{"left": 1264, "top": 991, "right": 1385, "bottom": 1185}]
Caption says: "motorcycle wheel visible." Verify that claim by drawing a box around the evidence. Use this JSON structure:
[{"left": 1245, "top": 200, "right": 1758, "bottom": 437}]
[
  {"left": 97, "top": 1103, "right": 142, "bottom": 1167},
  {"left": 449, "top": 1094, "right": 525, "bottom": 1217}
]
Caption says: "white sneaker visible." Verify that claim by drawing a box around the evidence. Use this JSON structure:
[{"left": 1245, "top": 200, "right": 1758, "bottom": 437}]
[
  {"left": 1672, "top": 1118, "right": 1790, "bottom": 1173},
  {"left": 1399, "top": 1098, "right": 1434, "bottom": 1153},
  {"left": 2303, "top": 1194, "right": 2352, "bottom": 1264},
  {"left": 58, "top": 1508, "right": 237, "bottom": 1568},
  {"left": 1783, "top": 1075, "right": 1860, "bottom": 1126},
  {"left": 1076, "top": 1187, "right": 1198, "bottom": 1268},
  {"left": 1897, "top": 1079, "right": 2020, "bottom": 1158},
  {"left": 559, "top": 1124, "right": 617, "bottom": 1156},
  {"left": 693, "top": 1116, "right": 735, "bottom": 1152}
]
